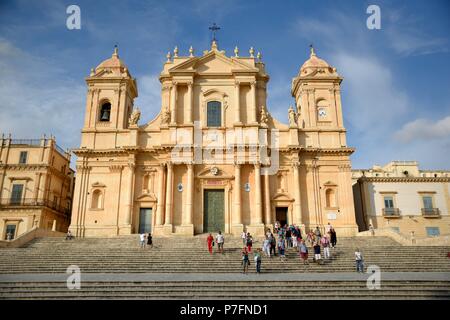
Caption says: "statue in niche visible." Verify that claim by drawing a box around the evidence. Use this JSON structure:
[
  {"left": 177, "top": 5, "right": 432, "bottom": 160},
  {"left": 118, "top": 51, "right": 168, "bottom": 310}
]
[
  {"left": 129, "top": 107, "right": 141, "bottom": 126},
  {"left": 161, "top": 106, "right": 170, "bottom": 125}
]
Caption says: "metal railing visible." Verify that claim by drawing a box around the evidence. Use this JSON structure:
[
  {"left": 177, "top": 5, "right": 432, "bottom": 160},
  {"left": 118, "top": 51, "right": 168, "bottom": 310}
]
[
  {"left": 0, "top": 198, "right": 70, "bottom": 215},
  {"left": 382, "top": 208, "right": 400, "bottom": 217},
  {"left": 9, "top": 139, "right": 42, "bottom": 146},
  {"left": 54, "top": 143, "right": 66, "bottom": 156},
  {"left": 422, "top": 208, "right": 440, "bottom": 216}
]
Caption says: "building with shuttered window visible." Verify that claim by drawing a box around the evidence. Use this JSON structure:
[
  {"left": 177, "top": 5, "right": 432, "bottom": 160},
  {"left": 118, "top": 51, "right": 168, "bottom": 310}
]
[{"left": 0, "top": 136, "right": 75, "bottom": 239}]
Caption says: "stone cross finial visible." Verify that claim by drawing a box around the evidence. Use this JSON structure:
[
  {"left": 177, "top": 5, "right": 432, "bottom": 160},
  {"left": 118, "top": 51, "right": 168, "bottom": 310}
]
[
  {"left": 249, "top": 47, "right": 255, "bottom": 57},
  {"left": 189, "top": 46, "right": 194, "bottom": 57},
  {"left": 234, "top": 46, "right": 239, "bottom": 57},
  {"left": 209, "top": 22, "right": 220, "bottom": 42},
  {"left": 173, "top": 46, "right": 179, "bottom": 58}
]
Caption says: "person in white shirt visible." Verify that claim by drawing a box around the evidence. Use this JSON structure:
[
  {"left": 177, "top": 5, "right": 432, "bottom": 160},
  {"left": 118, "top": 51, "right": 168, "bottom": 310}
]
[
  {"left": 355, "top": 248, "right": 364, "bottom": 273},
  {"left": 325, "top": 222, "right": 332, "bottom": 234},
  {"left": 216, "top": 231, "right": 225, "bottom": 254},
  {"left": 139, "top": 233, "right": 146, "bottom": 248},
  {"left": 241, "top": 231, "right": 247, "bottom": 246},
  {"left": 262, "top": 236, "right": 271, "bottom": 258}
]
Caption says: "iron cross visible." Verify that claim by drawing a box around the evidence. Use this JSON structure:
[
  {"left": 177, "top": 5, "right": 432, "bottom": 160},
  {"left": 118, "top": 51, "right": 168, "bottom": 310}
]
[{"left": 209, "top": 23, "right": 220, "bottom": 41}]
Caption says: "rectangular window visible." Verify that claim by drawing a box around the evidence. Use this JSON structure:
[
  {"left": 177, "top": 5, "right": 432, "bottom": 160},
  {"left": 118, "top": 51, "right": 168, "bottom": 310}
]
[
  {"left": 426, "top": 227, "right": 440, "bottom": 237},
  {"left": 5, "top": 224, "right": 16, "bottom": 240},
  {"left": 10, "top": 184, "right": 24, "bottom": 205},
  {"left": 422, "top": 196, "right": 433, "bottom": 209},
  {"left": 207, "top": 101, "right": 221, "bottom": 127},
  {"left": 19, "top": 151, "right": 28, "bottom": 164},
  {"left": 384, "top": 196, "right": 394, "bottom": 208}
]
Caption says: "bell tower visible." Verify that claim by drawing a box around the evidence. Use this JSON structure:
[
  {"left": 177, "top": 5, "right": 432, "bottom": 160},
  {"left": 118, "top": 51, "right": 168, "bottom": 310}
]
[
  {"left": 291, "top": 46, "right": 347, "bottom": 149},
  {"left": 81, "top": 46, "right": 138, "bottom": 149}
]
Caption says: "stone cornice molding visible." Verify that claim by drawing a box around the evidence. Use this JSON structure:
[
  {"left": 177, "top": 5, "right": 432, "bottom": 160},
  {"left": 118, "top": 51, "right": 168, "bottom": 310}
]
[
  {"left": 360, "top": 176, "right": 450, "bottom": 183},
  {"left": 0, "top": 164, "right": 49, "bottom": 171}
]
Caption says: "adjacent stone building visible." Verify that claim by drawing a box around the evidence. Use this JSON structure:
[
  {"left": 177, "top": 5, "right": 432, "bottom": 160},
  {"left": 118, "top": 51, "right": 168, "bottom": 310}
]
[
  {"left": 69, "top": 42, "right": 358, "bottom": 237},
  {"left": 0, "top": 136, "right": 75, "bottom": 239},
  {"left": 352, "top": 161, "right": 450, "bottom": 237}
]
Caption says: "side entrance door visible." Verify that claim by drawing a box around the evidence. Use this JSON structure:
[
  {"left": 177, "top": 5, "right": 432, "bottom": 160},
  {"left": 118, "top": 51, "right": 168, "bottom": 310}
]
[{"left": 139, "top": 208, "right": 152, "bottom": 234}]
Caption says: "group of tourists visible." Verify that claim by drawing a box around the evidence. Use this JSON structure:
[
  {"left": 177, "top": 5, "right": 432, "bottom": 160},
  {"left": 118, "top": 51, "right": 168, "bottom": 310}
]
[
  {"left": 139, "top": 232, "right": 153, "bottom": 249},
  {"left": 135, "top": 223, "right": 365, "bottom": 274},
  {"left": 206, "top": 231, "right": 225, "bottom": 254}
]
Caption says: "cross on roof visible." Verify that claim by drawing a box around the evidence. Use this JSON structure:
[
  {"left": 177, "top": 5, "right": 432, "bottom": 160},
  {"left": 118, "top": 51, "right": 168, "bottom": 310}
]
[{"left": 209, "top": 23, "right": 220, "bottom": 42}]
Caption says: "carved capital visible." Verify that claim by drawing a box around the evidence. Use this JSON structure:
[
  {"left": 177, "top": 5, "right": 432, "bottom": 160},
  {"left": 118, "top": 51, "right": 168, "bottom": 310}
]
[
  {"left": 291, "top": 161, "right": 300, "bottom": 169},
  {"left": 109, "top": 165, "right": 123, "bottom": 173}
]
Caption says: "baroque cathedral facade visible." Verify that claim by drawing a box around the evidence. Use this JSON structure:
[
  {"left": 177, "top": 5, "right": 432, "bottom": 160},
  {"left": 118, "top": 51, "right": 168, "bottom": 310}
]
[{"left": 69, "top": 41, "right": 358, "bottom": 237}]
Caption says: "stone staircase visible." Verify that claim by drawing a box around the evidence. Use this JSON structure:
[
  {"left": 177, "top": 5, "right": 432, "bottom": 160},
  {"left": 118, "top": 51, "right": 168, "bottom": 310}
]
[
  {"left": 0, "top": 235, "right": 449, "bottom": 299},
  {"left": 1, "top": 280, "right": 449, "bottom": 299},
  {"left": 0, "top": 235, "right": 448, "bottom": 274}
]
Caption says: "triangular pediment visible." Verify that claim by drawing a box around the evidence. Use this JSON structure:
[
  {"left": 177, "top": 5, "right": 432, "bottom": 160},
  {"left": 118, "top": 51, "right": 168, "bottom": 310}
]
[
  {"left": 169, "top": 50, "right": 257, "bottom": 74},
  {"left": 136, "top": 193, "right": 157, "bottom": 202},
  {"left": 271, "top": 193, "right": 294, "bottom": 202}
]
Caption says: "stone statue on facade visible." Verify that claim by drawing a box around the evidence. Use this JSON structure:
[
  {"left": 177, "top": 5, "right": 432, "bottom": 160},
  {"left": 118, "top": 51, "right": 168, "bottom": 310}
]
[
  {"left": 161, "top": 106, "right": 171, "bottom": 125},
  {"left": 260, "top": 105, "right": 269, "bottom": 125},
  {"left": 288, "top": 105, "right": 297, "bottom": 127},
  {"left": 129, "top": 107, "right": 141, "bottom": 126}
]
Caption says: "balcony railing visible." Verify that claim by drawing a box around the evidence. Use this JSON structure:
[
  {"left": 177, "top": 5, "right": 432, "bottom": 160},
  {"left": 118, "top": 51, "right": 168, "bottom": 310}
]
[
  {"left": 9, "top": 139, "right": 42, "bottom": 146},
  {"left": 422, "top": 208, "right": 440, "bottom": 217},
  {"left": 382, "top": 208, "right": 400, "bottom": 217},
  {"left": 0, "top": 198, "right": 70, "bottom": 215}
]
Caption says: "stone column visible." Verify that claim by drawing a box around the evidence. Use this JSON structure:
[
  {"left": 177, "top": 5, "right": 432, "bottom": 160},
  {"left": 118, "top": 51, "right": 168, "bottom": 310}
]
[
  {"left": 126, "top": 162, "right": 135, "bottom": 227},
  {"left": 234, "top": 164, "right": 242, "bottom": 224},
  {"left": 250, "top": 81, "right": 257, "bottom": 124},
  {"left": 180, "top": 163, "right": 194, "bottom": 235},
  {"left": 264, "top": 168, "right": 272, "bottom": 227},
  {"left": 254, "top": 163, "right": 263, "bottom": 224},
  {"left": 292, "top": 162, "right": 302, "bottom": 226},
  {"left": 187, "top": 82, "right": 193, "bottom": 124},
  {"left": 234, "top": 80, "right": 241, "bottom": 125},
  {"left": 156, "top": 164, "right": 166, "bottom": 226},
  {"left": 170, "top": 82, "right": 177, "bottom": 125},
  {"left": 164, "top": 162, "right": 174, "bottom": 233},
  {"left": 0, "top": 171, "right": 4, "bottom": 199}
]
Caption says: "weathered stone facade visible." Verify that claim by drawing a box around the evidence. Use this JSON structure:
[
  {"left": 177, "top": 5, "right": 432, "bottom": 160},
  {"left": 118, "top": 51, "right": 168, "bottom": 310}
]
[{"left": 69, "top": 43, "right": 358, "bottom": 237}]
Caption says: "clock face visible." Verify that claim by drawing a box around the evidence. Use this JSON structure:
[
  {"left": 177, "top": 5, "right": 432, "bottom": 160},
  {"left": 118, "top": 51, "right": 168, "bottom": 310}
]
[{"left": 318, "top": 108, "right": 327, "bottom": 118}]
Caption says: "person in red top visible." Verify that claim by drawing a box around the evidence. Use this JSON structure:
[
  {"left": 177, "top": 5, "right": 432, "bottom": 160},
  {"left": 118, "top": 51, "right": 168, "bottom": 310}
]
[{"left": 207, "top": 233, "right": 214, "bottom": 255}]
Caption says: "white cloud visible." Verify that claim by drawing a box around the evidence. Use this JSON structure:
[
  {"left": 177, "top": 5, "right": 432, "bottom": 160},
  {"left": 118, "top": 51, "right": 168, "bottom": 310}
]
[
  {"left": 289, "top": 12, "right": 449, "bottom": 169},
  {"left": 385, "top": 9, "right": 449, "bottom": 56},
  {"left": 0, "top": 38, "right": 85, "bottom": 155},
  {"left": 394, "top": 116, "right": 450, "bottom": 142}
]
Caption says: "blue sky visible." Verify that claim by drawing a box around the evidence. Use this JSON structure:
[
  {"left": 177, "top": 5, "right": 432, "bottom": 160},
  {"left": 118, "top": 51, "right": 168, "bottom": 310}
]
[{"left": 0, "top": 0, "right": 449, "bottom": 169}]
